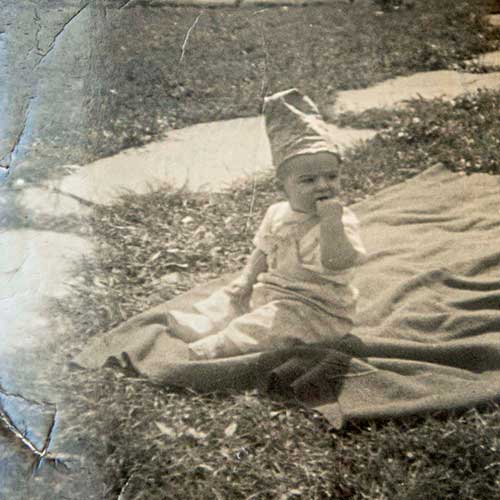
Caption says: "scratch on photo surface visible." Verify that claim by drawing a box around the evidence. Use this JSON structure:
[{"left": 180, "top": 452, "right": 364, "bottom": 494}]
[
  {"left": 260, "top": 32, "right": 269, "bottom": 99},
  {"left": 1, "top": 253, "right": 29, "bottom": 276},
  {"left": 245, "top": 174, "right": 258, "bottom": 234},
  {"left": 119, "top": 0, "right": 136, "bottom": 9},
  {"left": 180, "top": 13, "right": 203, "bottom": 63},
  {"left": 256, "top": 17, "right": 269, "bottom": 106},
  {"left": 117, "top": 472, "right": 138, "bottom": 500},
  {"left": 252, "top": 8, "right": 271, "bottom": 15},
  {"left": 0, "top": 95, "right": 35, "bottom": 170}
]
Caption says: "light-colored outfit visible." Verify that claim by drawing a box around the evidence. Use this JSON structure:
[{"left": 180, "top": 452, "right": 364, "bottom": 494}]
[{"left": 170, "top": 201, "right": 366, "bottom": 360}]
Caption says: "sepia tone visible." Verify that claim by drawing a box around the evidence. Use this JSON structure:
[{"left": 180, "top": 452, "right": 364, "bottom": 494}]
[{"left": 1, "top": 1, "right": 500, "bottom": 498}]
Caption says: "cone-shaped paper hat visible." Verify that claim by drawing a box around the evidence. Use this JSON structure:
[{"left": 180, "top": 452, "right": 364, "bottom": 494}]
[{"left": 263, "top": 89, "right": 341, "bottom": 173}]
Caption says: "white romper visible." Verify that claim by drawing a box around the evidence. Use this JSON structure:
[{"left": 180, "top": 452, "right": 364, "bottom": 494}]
[{"left": 173, "top": 201, "right": 366, "bottom": 360}]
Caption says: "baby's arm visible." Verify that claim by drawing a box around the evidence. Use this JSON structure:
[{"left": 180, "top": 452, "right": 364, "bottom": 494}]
[
  {"left": 317, "top": 200, "right": 364, "bottom": 271},
  {"left": 226, "top": 248, "right": 268, "bottom": 297}
]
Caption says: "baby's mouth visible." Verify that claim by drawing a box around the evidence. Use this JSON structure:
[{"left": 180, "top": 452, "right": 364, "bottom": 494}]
[{"left": 316, "top": 195, "right": 333, "bottom": 201}]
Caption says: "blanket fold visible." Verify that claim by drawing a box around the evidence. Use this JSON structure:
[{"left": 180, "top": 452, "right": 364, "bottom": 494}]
[{"left": 74, "top": 165, "right": 500, "bottom": 426}]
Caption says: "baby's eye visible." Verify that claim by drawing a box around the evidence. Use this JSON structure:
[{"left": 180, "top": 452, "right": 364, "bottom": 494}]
[
  {"left": 326, "top": 174, "right": 338, "bottom": 180},
  {"left": 299, "top": 177, "right": 315, "bottom": 184}
]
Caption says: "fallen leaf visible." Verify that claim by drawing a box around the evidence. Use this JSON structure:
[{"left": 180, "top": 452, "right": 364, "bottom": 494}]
[
  {"left": 154, "top": 421, "right": 177, "bottom": 439},
  {"left": 195, "top": 464, "right": 214, "bottom": 473},
  {"left": 148, "top": 251, "right": 162, "bottom": 262},
  {"left": 224, "top": 422, "right": 238, "bottom": 438},
  {"left": 185, "top": 428, "right": 208, "bottom": 441}
]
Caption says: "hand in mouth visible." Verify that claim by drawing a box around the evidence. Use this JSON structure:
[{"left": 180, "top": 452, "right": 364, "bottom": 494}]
[{"left": 315, "top": 197, "right": 343, "bottom": 219}]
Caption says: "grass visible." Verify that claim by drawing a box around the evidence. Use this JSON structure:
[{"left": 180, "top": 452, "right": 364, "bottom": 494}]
[
  {"left": 77, "top": 0, "right": 500, "bottom": 161},
  {"left": 44, "top": 89, "right": 500, "bottom": 499},
  {"left": 52, "top": 371, "right": 500, "bottom": 499},
  {"left": 335, "top": 90, "right": 500, "bottom": 190},
  {"left": 18, "top": 0, "right": 499, "bottom": 185}
]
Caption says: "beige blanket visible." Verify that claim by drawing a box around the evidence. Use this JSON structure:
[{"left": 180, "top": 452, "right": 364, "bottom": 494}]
[{"left": 74, "top": 165, "right": 500, "bottom": 427}]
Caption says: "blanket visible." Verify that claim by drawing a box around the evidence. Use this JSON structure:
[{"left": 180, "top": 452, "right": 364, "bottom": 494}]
[{"left": 74, "top": 165, "right": 500, "bottom": 427}]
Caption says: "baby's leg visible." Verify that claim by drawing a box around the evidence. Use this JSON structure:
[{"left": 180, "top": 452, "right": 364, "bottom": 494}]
[
  {"left": 188, "top": 300, "right": 351, "bottom": 360},
  {"left": 169, "top": 286, "right": 246, "bottom": 342}
]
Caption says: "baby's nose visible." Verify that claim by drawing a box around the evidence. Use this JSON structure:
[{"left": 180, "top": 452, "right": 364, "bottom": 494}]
[{"left": 316, "top": 176, "right": 331, "bottom": 190}]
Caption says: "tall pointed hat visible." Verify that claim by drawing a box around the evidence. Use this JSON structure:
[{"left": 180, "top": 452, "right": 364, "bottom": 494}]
[{"left": 263, "top": 88, "right": 341, "bottom": 173}]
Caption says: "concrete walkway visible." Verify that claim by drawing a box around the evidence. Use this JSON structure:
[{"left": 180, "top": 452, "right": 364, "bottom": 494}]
[
  {"left": 18, "top": 118, "right": 376, "bottom": 212},
  {"left": 486, "top": 14, "right": 500, "bottom": 27},
  {"left": 333, "top": 68, "right": 500, "bottom": 114},
  {"left": 472, "top": 50, "right": 500, "bottom": 69},
  {"left": 0, "top": 230, "right": 91, "bottom": 391}
]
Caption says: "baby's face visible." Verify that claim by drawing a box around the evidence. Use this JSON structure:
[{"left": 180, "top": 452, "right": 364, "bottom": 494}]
[{"left": 280, "top": 152, "right": 341, "bottom": 214}]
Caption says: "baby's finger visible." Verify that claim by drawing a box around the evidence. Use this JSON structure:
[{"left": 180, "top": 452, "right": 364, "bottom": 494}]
[
  {"left": 316, "top": 199, "right": 343, "bottom": 217},
  {"left": 226, "top": 285, "right": 240, "bottom": 295}
]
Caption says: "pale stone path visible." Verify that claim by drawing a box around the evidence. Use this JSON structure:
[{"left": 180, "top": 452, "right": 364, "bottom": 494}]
[
  {"left": 333, "top": 68, "right": 500, "bottom": 114},
  {"left": 474, "top": 50, "right": 500, "bottom": 69},
  {"left": 19, "top": 118, "right": 376, "bottom": 212},
  {"left": 0, "top": 230, "right": 92, "bottom": 392},
  {"left": 486, "top": 14, "right": 500, "bottom": 27}
]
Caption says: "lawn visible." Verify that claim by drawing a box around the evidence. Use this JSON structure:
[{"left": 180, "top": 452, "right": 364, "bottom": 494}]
[
  {"left": 51, "top": 89, "right": 500, "bottom": 499},
  {"left": 90, "top": 0, "right": 499, "bottom": 159},
  {"left": 17, "top": 0, "right": 499, "bottom": 184}
]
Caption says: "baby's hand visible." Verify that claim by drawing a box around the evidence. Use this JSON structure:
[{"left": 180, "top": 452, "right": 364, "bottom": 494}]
[
  {"left": 316, "top": 199, "right": 343, "bottom": 222},
  {"left": 225, "top": 275, "right": 253, "bottom": 298},
  {"left": 225, "top": 275, "right": 252, "bottom": 312}
]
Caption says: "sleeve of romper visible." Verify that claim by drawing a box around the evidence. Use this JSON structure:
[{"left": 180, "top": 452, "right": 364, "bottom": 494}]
[{"left": 342, "top": 207, "right": 367, "bottom": 264}]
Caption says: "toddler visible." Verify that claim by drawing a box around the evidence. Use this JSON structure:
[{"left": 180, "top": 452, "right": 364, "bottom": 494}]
[{"left": 170, "top": 89, "right": 366, "bottom": 360}]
